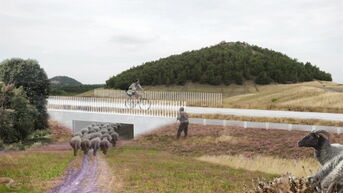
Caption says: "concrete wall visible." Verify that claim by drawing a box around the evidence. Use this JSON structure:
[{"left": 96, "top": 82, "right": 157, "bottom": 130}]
[{"left": 48, "top": 109, "right": 176, "bottom": 137}]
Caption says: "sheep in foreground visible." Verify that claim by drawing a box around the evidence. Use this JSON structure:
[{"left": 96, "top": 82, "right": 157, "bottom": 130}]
[
  {"left": 80, "top": 137, "right": 91, "bottom": 155},
  {"left": 298, "top": 130, "right": 343, "bottom": 165},
  {"left": 90, "top": 137, "right": 101, "bottom": 156},
  {"left": 308, "top": 152, "right": 343, "bottom": 193},
  {"left": 70, "top": 136, "right": 81, "bottom": 156},
  {"left": 100, "top": 138, "right": 111, "bottom": 155}
]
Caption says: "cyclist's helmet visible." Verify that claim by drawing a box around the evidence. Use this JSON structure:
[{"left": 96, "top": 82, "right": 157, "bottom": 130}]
[{"left": 179, "top": 107, "right": 184, "bottom": 111}]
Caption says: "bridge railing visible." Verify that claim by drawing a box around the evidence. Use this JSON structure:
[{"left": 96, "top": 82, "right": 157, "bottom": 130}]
[
  {"left": 93, "top": 89, "right": 222, "bottom": 107},
  {"left": 47, "top": 96, "right": 186, "bottom": 118}
]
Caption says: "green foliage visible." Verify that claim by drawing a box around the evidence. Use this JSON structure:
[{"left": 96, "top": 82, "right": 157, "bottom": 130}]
[
  {"left": 49, "top": 84, "right": 104, "bottom": 96},
  {"left": 106, "top": 42, "right": 332, "bottom": 88},
  {"left": 49, "top": 75, "right": 82, "bottom": 87},
  {"left": 0, "top": 85, "right": 37, "bottom": 143},
  {"left": 255, "top": 72, "right": 272, "bottom": 85},
  {"left": 0, "top": 58, "right": 49, "bottom": 130}
]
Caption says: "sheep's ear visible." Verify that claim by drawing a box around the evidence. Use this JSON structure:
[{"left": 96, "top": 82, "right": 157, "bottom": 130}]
[{"left": 315, "top": 130, "right": 330, "bottom": 141}]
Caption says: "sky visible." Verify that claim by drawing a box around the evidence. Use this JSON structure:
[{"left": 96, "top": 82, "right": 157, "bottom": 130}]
[{"left": 0, "top": 0, "right": 342, "bottom": 84}]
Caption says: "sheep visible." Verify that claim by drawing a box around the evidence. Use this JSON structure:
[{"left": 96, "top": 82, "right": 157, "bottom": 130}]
[
  {"left": 88, "top": 132, "right": 101, "bottom": 140},
  {"left": 80, "top": 137, "right": 91, "bottom": 155},
  {"left": 80, "top": 128, "right": 89, "bottom": 135},
  {"left": 298, "top": 130, "right": 343, "bottom": 165},
  {"left": 73, "top": 132, "right": 82, "bottom": 137},
  {"left": 100, "top": 138, "right": 111, "bottom": 155},
  {"left": 109, "top": 131, "right": 119, "bottom": 146},
  {"left": 101, "top": 133, "right": 112, "bottom": 141},
  {"left": 308, "top": 152, "right": 343, "bottom": 192},
  {"left": 70, "top": 136, "right": 81, "bottom": 156},
  {"left": 90, "top": 137, "right": 101, "bottom": 156}
]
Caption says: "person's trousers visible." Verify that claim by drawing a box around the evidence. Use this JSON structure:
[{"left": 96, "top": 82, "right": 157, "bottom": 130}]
[{"left": 177, "top": 122, "right": 189, "bottom": 139}]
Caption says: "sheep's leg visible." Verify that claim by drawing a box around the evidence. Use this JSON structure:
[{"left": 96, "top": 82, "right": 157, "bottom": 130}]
[
  {"left": 73, "top": 148, "right": 77, "bottom": 156},
  {"left": 93, "top": 149, "right": 97, "bottom": 156}
]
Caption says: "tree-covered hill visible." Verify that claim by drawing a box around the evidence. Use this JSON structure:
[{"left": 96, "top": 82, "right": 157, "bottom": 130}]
[
  {"left": 50, "top": 76, "right": 82, "bottom": 87},
  {"left": 106, "top": 41, "right": 332, "bottom": 90}
]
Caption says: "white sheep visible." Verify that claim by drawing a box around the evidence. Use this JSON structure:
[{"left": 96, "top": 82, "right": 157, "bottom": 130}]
[{"left": 70, "top": 136, "right": 81, "bottom": 156}]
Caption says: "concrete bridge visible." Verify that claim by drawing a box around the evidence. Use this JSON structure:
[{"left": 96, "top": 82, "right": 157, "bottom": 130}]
[{"left": 48, "top": 96, "right": 184, "bottom": 137}]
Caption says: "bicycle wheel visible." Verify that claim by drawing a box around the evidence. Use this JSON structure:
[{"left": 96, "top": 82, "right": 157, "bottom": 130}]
[
  {"left": 125, "top": 98, "right": 136, "bottom": 109},
  {"left": 139, "top": 98, "right": 151, "bottom": 110}
]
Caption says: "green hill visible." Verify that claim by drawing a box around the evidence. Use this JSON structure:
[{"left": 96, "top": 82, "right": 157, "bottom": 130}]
[
  {"left": 50, "top": 76, "right": 82, "bottom": 87},
  {"left": 106, "top": 41, "right": 332, "bottom": 90}
]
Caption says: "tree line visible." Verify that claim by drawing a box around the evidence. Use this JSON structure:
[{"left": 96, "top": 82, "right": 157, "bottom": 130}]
[{"left": 106, "top": 41, "right": 332, "bottom": 89}]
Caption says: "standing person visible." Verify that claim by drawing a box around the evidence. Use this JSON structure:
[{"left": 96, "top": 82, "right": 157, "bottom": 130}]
[
  {"left": 176, "top": 107, "right": 189, "bottom": 139},
  {"left": 126, "top": 79, "right": 144, "bottom": 99}
]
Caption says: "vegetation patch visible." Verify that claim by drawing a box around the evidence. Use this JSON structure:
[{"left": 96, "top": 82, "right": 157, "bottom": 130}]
[
  {"left": 135, "top": 124, "right": 343, "bottom": 159},
  {"left": 0, "top": 151, "right": 73, "bottom": 193},
  {"left": 197, "top": 155, "right": 318, "bottom": 177},
  {"left": 106, "top": 146, "right": 278, "bottom": 193}
]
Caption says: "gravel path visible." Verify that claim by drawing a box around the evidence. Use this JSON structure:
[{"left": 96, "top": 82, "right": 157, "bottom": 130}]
[{"left": 49, "top": 152, "right": 114, "bottom": 193}]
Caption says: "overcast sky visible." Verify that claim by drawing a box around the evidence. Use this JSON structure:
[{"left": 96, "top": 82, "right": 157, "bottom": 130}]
[{"left": 0, "top": 0, "right": 342, "bottom": 84}]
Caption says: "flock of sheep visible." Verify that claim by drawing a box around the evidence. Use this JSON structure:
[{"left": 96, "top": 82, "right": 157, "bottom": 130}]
[
  {"left": 70, "top": 122, "right": 120, "bottom": 156},
  {"left": 298, "top": 130, "right": 343, "bottom": 192}
]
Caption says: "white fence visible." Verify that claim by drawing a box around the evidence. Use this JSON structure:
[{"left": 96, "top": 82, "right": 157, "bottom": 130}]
[
  {"left": 189, "top": 118, "right": 343, "bottom": 134},
  {"left": 47, "top": 96, "right": 185, "bottom": 118},
  {"left": 94, "top": 89, "right": 222, "bottom": 107}
]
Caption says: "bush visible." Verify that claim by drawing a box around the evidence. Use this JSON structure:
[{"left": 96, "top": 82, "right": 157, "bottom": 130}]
[{"left": 0, "top": 85, "right": 37, "bottom": 143}]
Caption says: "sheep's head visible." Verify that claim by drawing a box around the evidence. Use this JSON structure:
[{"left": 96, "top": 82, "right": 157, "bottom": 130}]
[{"left": 298, "top": 130, "right": 330, "bottom": 149}]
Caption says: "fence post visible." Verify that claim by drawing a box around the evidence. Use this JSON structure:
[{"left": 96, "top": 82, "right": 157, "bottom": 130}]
[
  {"left": 288, "top": 124, "right": 293, "bottom": 131},
  {"left": 243, "top": 121, "right": 247, "bottom": 128}
]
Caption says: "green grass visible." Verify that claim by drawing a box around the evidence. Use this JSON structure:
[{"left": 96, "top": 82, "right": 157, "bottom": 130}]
[
  {"left": 0, "top": 151, "right": 73, "bottom": 193},
  {"left": 105, "top": 146, "right": 278, "bottom": 193}
]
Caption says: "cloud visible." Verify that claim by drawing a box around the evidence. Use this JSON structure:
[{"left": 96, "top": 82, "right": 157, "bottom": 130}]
[{"left": 0, "top": 0, "right": 342, "bottom": 84}]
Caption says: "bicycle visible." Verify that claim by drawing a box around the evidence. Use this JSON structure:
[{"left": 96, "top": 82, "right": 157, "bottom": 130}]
[{"left": 125, "top": 91, "right": 151, "bottom": 110}]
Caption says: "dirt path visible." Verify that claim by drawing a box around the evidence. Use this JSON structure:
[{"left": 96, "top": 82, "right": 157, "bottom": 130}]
[{"left": 49, "top": 152, "right": 114, "bottom": 193}]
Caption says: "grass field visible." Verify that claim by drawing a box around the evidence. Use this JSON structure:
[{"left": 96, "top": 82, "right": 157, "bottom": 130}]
[
  {"left": 145, "top": 81, "right": 343, "bottom": 113},
  {"left": 104, "top": 123, "right": 343, "bottom": 192},
  {"left": 105, "top": 146, "right": 278, "bottom": 193},
  {"left": 0, "top": 151, "right": 74, "bottom": 193}
]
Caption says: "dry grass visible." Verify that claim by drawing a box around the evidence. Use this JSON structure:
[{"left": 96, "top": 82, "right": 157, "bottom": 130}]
[
  {"left": 189, "top": 114, "right": 343, "bottom": 127},
  {"left": 197, "top": 155, "right": 319, "bottom": 178},
  {"left": 245, "top": 176, "right": 316, "bottom": 193},
  {"left": 146, "top": 81, "right": 343, "bottom": 113},
  {"left": 106, "top": 146, "right": 278, "bottom": 193}
]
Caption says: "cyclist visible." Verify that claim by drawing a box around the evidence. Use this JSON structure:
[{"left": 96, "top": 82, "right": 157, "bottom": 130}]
[
  {"left": 176, "top": 107, "right": 189, "bottom": 139},
  {"left": 127, "top": 79, "right": 144, "bottom": 99}
]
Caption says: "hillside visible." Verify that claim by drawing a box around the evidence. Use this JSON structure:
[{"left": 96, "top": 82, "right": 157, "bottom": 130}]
[
  {"left": 50, "top": 76, "right": 82, "bottom": 87},
  {"left": 144, "top": 81, "right": 343, "bottom": 113},
  {"left": 106, "top": 41, "right": 332, "bottom": 89}
]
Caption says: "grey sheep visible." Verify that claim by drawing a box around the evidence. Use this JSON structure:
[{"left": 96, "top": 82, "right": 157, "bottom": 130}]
[
  {"left": 109, "top": 131, "right": 119, "bottom": 146},
  {"left": 298, "top": 130, "right": 343, "bottom": 165},
  {"left": 100, "top": 138, "right": 111, "bottom": 155},
  {"left": 73, "top": 132, "right": 82, "bottom": 137},
  {"left": 80, "top": 137, "right": 91, "bottom": 155},
  {"left": 309, "top": 152, "right": 343, "bottom": 192},
  {"left": 89, "top": 132, "right": 102, "bottom": 140},
  {"left": 101, "top": 133, "right": 112, "bottom": 141},
  {"left": 90, "top": 137, "right": 101, "bottom": 156},
  {"left": 80, "top": 128, "right": 89, "bottom": 135},
  {"left": 70, "top": 136, "right": 81, "bottom": 156}
]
